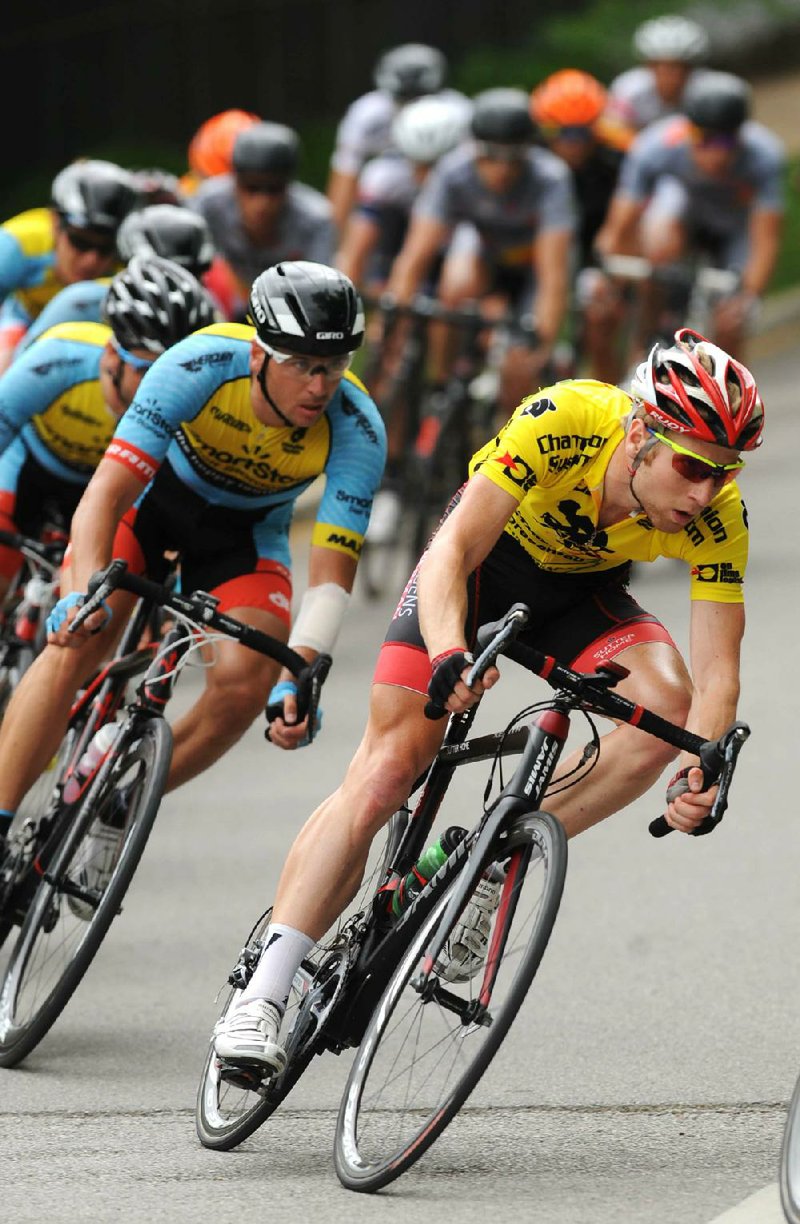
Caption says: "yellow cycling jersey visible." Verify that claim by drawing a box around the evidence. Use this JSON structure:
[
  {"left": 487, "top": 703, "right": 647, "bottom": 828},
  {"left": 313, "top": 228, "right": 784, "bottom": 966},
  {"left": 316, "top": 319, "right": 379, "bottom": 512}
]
[
  {"left": 0, "top": 208, "right": 63, "bottom": 320},
  {"left": 470, "top": 379, "right": 749, "bottom": 604},
  {"left": 0, "top": 320, "right": 117, "bottom": 479}
]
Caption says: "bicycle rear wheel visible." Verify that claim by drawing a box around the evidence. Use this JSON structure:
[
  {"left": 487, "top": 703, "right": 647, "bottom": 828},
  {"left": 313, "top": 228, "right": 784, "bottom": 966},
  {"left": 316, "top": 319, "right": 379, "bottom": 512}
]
[
  {"left": 334, "top": 809, "right": 567, "bottom": 1192},
  {"left": 780, "top": 1070, "right": 800, "bottom": 1222},
  {"left": 0, "top": 715, "right": 171, "bottom": 1067}
]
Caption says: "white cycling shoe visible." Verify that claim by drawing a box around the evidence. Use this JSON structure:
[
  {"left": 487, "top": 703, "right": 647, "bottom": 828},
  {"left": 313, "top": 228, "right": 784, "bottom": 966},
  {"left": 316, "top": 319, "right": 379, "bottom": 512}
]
[
  {"left": 214, "top": 999, "right": 287, "bottom": 1074},
  {"left": 435, "top": 876, "right": 503, "bottom": 984},
  {"left": 67, "top": 819, "right": 123, "bottom": 921}
]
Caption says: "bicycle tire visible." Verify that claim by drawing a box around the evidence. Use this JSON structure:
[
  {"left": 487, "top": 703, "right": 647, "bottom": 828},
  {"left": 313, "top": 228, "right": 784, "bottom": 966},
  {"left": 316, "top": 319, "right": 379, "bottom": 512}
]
[
  {"left": 780, "top": 1068, "right": 800, "bottom": 1222},
  {"left": 196, "top": 807, "right": 409, "bottom": 1150},
  {"left": 0, "top": 715, "right": 172, "bottom": 1067},
  {"left": 334, "top": 809, "right": 567, "bottom": 1192}
]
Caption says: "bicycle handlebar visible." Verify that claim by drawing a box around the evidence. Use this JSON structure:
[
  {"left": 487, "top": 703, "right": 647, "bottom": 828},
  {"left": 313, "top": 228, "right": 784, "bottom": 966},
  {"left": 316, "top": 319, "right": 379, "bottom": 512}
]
[
  {"left": 426, "top": 602, "right": 749, "bottom": 839},
  {"left": 364, "top": 292, "right": 540, "bottom": 341},
  {"left": 0, "top": 527, "right": 67, "bottom": 570}
]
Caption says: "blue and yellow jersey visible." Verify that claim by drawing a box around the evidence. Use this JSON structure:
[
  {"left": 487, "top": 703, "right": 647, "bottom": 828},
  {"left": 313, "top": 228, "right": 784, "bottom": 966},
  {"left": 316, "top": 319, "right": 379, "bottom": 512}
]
[
  {"left": 108, "top": 323, "right": 387, "bottom": 559},
  {"left": 470, "top": 379, "right": 749, "bottom": 604},
  {"left": 14, "top": 279, "right": 111, "bottom": 358},
  {"left": 0, "top": 208, "right": 64, "bottom": 329},
  {"left": 0, "top": 320, "right": 116, "bottom": 483}
]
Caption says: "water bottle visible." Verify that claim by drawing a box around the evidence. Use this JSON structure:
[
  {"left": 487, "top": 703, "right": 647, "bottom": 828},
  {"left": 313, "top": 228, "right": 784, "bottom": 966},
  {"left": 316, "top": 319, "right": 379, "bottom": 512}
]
[
  {"left": 390, "top": 825, "right": 467, "bottom": 918},
  {"left": 62, "top": 723, "right": 119, "bottom": 804}
]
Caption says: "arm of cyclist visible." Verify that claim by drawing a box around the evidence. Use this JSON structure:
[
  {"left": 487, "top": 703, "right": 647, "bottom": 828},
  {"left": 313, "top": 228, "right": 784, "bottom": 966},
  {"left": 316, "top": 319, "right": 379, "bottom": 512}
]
[
  {"left": 46, "top": 458, "right": 144, "bottom": 645},
  {"left": 384, "top": 215, "right": 451, "bottom": 304},
  {"left": 417, "top": 474, "right": 519, "bottom": 714},
  {"left": 663, "top": 600, "right": 744, "bottom": 833},
  {"left": 335, "top": 212, "right": 380, "bottom": 287},
  {"left": 716, "top": 208, "right": 783, "bottom": 331},
  {"left": 266, "top": 546, "right": 357, "bottom": 750},
  {"left": 531, "top": 227, "right": 573, "bottom": 349},
  {"left": 593, "top": 193, "right": 644, "bottom": 259}
]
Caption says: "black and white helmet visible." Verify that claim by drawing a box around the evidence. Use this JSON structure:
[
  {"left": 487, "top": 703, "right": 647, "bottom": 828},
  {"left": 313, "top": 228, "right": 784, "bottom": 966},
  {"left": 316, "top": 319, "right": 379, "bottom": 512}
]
[
  {"left": 232, "top": 122, "right": 300, "bottom": 178},
  {"left": 117, "top": 205, "right": 215, "bottom": 277},
  {"left": 249, "top": 261, "right": 364, "bottom": 357},
  {"left": 471, "top": 88, "right": 537, "bottom": 145},
  {"left": 391, "top": 94, "right": 472, "bottom": 164},
  {"left": 633, "top": 14, "right": 710, "bottom": 63},
  {"left": 104, "top": 255, "right": 217, "bottom": 355},
  {"left": 373, "top": 43, "right": 448, "bottom": 101},
  {"left": 51, "top": 159, "right": 139, "bottom": 233}
]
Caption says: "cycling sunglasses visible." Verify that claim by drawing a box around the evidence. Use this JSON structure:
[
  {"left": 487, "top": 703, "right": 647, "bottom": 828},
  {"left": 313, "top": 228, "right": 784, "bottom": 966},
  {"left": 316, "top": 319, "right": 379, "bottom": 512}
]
[
  {"left": 475, "top": 141, "right": 527, "bottom": 163},
  {"left": 63, "top": 226, "right": 117, "bottom": 256},
  {"left": 539, "top": 123, "right": 594, "bottom": 142},
  {"left": 236, "top": 176, "right": 289, "bottom": 196},
  {"left": 689, "top": 126, "right": 739, "bottom": 151},
  {"left": 255, "top": 336, "right": 351, "bottom": 379},
  {"left": 110, "top": 336, "right": 158, "bottom": 372},
  {"left": 647, "top": 428, "right": 744, "bottom": 485}
]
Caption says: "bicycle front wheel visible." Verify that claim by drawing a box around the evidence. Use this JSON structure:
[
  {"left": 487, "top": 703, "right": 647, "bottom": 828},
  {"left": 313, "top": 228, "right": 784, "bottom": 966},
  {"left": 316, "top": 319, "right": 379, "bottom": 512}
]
[
  {"left": 781, "top": 1069, "right": 800, "bottom": 1222},
  {"left": 334, "top": 809, "right": 567, "bottom": 1192},
  {"left": 0, "top": 716, "right": 172, "bottom": 1067}
]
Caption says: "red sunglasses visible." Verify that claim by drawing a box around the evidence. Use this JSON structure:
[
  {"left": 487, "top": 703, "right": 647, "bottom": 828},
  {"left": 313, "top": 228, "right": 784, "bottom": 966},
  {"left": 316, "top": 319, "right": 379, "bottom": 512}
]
[{"left": 647, "top": 429, "right": 744, "bottom": 486}]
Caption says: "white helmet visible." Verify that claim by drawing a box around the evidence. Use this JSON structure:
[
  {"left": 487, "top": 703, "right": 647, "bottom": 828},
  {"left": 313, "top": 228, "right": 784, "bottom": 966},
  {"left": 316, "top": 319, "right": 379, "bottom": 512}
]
[
  {"left": 391, "top": 95, "right": 473, "bottom": 165},
  {"left": 633, "top": 14, "right": 710, "bottom": 62}
]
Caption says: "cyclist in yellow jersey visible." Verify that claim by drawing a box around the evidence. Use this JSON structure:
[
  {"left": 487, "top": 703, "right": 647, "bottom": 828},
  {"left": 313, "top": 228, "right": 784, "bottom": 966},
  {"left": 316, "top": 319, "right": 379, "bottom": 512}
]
[
  {"left": 212, "top": 327, "right": 765, "bottom": 1073},
  {"left": 0, "top": 160, "right": 138, "bottom": 375}
]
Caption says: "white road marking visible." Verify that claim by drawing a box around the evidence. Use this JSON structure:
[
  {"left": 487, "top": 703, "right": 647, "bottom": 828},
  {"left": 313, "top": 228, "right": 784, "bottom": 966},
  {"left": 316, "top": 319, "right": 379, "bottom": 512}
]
[{"left": 707, "top": 1183, "right": 785, "bottom": 1222}]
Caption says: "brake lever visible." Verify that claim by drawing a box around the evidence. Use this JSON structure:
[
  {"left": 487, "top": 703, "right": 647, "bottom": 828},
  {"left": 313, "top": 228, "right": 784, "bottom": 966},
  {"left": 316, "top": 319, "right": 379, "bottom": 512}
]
[
  {"left": 68, "top": 559, "right": 129, "bottom": 633},
  {"left": 649, "top": 722, "right": 750, "bottom": 838}
]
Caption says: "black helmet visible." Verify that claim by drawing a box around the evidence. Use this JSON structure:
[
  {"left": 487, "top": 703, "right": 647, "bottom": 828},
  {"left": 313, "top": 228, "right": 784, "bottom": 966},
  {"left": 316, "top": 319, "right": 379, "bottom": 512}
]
[
  {"left": 232, "top": 122, "right": 300, "bottom": 178},
  {"left": 373, "top": 43, "right": 447, "bottom": 101},
  {"left": 104, "top": 255, "right": 217, "bottom": 355},
  {"left": 51, "top": 159, "right": 139, "bottom": 233},
  {"left": 471, "top": 88, "right": 537, "bottom": 145},
  {"left": 249, "top": 261, "right": 364, "bottom": 357},
  {"left": 683, "top": 71, "right": 751, "bottom": 132},
  {"left": 117, "top": 205, "right": 215, "bottom": 277}
]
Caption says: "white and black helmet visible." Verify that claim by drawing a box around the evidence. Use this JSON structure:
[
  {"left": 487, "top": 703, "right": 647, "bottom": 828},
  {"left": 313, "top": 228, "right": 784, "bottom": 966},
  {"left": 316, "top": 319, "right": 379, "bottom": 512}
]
[
  {"left": 104, "top": 255, "right": 217, "bottom": 355},
  {"left": 633, "top": 14, "right": 710, "bottom": 63},
  {"left": 117, "top": 205, "right": 215, "bottom": 278},
  {"left": 391, "top": 94, "right": 472, "bottom": 164},
  {"left": 232, "top": 122, "right": 300, "bottom": 178},
  {"left": 51, "top": 159, "right": 139, "bottom": 234},
  {"left": 373, "top": 43, "right": 448, "bottom": 101},
  {"left": 249, "top": 261, "right": 364, "bottom": 357}
]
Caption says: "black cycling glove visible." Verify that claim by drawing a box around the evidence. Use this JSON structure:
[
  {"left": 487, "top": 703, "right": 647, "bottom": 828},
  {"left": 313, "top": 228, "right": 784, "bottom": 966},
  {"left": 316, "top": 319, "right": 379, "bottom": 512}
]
[{"left": 427, "top": 648, "right": 475, "bottom": 709}]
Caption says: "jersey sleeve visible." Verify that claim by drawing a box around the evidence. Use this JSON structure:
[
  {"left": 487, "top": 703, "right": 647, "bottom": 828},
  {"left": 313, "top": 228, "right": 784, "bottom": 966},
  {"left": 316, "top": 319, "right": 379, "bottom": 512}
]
[
  {"left": 0, "top": 228, "right": 26, "bottom": 304},
  {"left": 685, "top": 487, "right": 749, "bottom": 604},
  {"left": 107, "top": 329, "right": 241, "bottom": 484},
  {"left": 617, "top": 131, "right": 662, "bottom": 201},
  {"left": 538, "top": 161, "right": 578, "bottom": 234},
  {"left": 312, "top": 374, "right": 387, "bottom": 557},
  {"left": 14, "top": 281, "right": 107, "bottom": 357},
  {"left": 0, "top": 335, "right": 77, "bottom": 451},
  {"left": 411, "top": 161, "right": 455, "bottom": 227}
]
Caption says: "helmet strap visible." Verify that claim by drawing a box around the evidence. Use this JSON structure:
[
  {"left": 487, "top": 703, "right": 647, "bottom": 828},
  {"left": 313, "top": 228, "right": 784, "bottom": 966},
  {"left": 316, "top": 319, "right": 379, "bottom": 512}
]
[{"left": 257, "top": 353, "right": 295, "bottom": 428}]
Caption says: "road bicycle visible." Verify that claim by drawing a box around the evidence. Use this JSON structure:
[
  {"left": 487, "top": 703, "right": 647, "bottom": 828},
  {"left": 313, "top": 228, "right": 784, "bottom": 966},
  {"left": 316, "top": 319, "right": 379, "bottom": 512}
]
[
  {"left": 0, "top": 558, "right": 326, "bottom": 1067},
  {"left": 196, "top": 602, "right": 749, "bottom": 1191}
]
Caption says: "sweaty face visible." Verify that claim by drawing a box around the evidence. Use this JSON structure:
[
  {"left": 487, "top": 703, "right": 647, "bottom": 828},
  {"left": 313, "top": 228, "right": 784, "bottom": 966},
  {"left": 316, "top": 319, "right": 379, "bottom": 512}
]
[
  {"left": 474, "top": 155, "right": 524, "bottom": 194},
  {"left": 234, "top": 175, "right": 288, "bottom": 240},
  {"left": 250, "top": 345, "right": 342, "bottom": 429},
  {"left": 632, "top": 431, "right": 742, "bottom": 533}
]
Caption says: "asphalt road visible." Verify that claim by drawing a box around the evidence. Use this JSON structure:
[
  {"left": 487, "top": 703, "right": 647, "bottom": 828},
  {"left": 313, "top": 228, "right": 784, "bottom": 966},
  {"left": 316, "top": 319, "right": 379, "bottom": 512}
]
[{"left": 2, "top": 338, "right": 800, "bottom": 1223}]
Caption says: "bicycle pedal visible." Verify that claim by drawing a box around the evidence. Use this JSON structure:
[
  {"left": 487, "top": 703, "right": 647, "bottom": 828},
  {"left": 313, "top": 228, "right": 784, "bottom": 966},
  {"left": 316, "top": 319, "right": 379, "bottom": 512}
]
[{"left": 216, "top": 1058, "right": 269, "bottom": 1091}]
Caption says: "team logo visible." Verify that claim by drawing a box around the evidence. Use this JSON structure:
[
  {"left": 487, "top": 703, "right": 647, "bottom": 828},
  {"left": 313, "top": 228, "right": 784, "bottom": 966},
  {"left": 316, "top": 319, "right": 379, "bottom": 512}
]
[
  {"left": 269, "top": 591, "right": 291, "bottom": 612},
  {"left": 494, "top": 451, "right": 536, "bottom": 491},
  {"left": 521, "top": 396, "right": 557, "bottom": 420},
  {"left": 690, "top": 562, "right": 743, "bottom": 584}
]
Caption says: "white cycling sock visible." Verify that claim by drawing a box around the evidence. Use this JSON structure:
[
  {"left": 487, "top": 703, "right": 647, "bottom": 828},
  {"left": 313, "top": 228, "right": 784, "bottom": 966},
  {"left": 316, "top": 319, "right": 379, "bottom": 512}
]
[{"left": 238, "top": 923, "right": 315, "bottom": 1013}]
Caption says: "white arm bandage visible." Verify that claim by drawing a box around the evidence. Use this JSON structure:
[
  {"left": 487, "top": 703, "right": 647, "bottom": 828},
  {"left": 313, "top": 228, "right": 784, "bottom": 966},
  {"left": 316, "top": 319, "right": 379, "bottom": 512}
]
[{"left": 288, "top": 583, "right": 351, "bottom": 654}]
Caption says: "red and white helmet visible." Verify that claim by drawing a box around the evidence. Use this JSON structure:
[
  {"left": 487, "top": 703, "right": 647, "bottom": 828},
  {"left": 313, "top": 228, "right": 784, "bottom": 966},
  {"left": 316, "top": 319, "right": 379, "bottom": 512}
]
[{"left": 630, "top": 328, "right": 764, "bottom": 450}]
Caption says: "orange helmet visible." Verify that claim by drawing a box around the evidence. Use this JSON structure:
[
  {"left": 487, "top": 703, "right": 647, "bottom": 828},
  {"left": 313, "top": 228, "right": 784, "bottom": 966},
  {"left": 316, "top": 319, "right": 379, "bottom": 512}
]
[
  {"left": 530, "top": 70, "right": 608, "bottom": 129},
  {"left": 188, "top": 109, "right": 260, "bottom": 178}
]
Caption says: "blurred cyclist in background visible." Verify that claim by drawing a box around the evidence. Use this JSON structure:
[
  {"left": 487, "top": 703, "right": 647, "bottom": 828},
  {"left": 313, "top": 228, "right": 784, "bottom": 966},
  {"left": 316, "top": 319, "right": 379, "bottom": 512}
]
[
  {"left": 179, "top": 108, "right": 260, "bottom": 197},
  {"left": 386, "top": 87, "right": 575, "bottom": 414},
  {"left": 327, "top": 43, "right": 465, "bottom": 232},
  {"left": 596, "top": 71, "right": 785, "bottom": 359},
  {"left": 0, "top": 257, "right": 216, "bottom": 603},
  {"left": 0, "top": 160, "right": 138, "bottom": 375},
  {"left": 606, "top": 14, "right": 712, "bottom": 143},
  {"left": 15, "top": 204, "right": 218, "bottom": 356},
  {"left": 336, "top": 94, "right": 473, "bottom": 292},
  {"left": 530, "top": 69, "right": 627, "bottom": 382},
  {"left": 192, "top": 121, "right": 335, "bottom": 321}
]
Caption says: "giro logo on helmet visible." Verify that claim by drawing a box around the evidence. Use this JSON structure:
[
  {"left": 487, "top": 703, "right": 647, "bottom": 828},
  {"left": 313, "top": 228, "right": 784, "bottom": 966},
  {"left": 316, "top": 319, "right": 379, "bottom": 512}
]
[{"left": 316, "top": 331, "right": 344, "bottom": 340}]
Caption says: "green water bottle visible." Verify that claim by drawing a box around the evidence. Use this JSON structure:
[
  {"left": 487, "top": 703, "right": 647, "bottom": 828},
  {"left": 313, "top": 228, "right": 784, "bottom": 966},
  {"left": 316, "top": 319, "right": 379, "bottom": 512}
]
[{"left": 390, "top": 825, "right": 467, "bottom": 918}]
